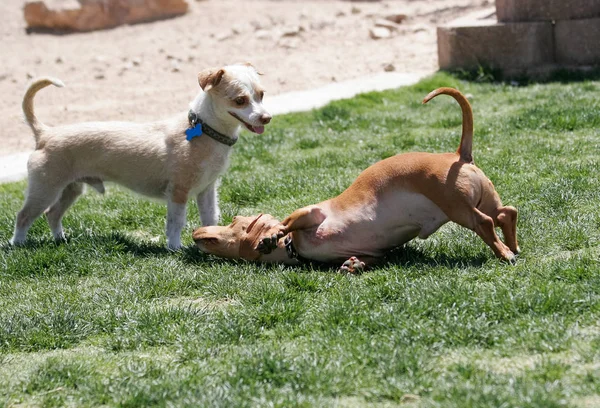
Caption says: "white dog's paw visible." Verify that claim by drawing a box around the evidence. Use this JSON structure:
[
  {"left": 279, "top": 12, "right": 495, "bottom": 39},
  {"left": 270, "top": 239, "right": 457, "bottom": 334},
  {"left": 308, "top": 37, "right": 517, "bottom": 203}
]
[
  {"left": 9, "top": 230, "right": 27, "bottom": 245},
  {"left": 9, "top": 236, "right": 25, "bottom": 246},
  {"left": 167, "top": 240, "right": 183, "bottom": 251},
  {"left": 51, "top": 228, "right": 66, "bottom": 242}
]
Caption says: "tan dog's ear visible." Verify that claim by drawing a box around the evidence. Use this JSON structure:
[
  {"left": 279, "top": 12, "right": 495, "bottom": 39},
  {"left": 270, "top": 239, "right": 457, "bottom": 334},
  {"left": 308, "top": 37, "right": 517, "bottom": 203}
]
[
  {"left": 198, "top": 68, "right": 225, "bottom": 91},
  {"left": 246, "top": 214, "right": 264, "bottom": 234}
]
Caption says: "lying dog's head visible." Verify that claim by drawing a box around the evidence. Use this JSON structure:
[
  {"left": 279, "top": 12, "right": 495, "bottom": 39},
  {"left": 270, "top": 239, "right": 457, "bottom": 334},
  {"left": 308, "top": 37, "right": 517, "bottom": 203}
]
[
  {"left": 197, "top": 63, "right": 271, "bottom": 134},
  {"left": 193, "top": 213, "right": 282, "bottom": 260}
]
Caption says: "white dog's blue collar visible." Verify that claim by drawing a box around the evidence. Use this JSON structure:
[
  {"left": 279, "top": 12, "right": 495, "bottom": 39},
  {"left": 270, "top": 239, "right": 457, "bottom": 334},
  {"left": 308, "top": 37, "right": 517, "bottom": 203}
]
[{"left": 187, "top": 110, "right": 238, "bottom": 146}]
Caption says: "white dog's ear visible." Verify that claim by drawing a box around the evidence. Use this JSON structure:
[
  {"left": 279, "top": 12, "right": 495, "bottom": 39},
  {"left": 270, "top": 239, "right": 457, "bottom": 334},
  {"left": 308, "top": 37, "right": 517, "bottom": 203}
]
[
  {"left": 198, "top": 68, "right": 225, "bottom": 91},
  {"left": 242, "top": 62, "right": 263, "bottom": 75}
]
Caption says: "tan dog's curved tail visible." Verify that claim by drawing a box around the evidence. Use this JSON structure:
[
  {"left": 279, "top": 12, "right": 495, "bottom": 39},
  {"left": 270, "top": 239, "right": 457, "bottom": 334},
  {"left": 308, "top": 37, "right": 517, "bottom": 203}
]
[
  {"left": 422, "top": 87, "right": 474, "bottom": 164},
  {"left": 22, "top": 77, "right": 65, "bottom": 145}
]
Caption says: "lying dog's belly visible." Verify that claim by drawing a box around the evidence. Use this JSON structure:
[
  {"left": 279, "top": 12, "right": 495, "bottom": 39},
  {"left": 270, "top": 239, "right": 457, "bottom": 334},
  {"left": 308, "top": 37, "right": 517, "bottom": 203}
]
[{"left": 295, "top": 191, "right": 449, "bottom": 261}]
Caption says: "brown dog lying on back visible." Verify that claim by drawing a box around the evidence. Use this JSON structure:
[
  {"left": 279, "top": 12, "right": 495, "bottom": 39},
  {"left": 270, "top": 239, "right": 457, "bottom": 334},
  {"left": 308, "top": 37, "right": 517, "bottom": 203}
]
[{"left": 193, "top": 88, "right": 519, "bottom": 272}]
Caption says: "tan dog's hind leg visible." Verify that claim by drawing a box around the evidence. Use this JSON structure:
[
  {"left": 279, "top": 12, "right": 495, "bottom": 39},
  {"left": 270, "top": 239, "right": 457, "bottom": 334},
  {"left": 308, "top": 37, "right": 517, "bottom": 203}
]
[
  {"left": 45, "top": 182, "right": 84, "bottom": 241},
  {"left": 340, "top": 257, "right": 365, "bottom": 274},
  {"left": 472, "top": 208, "right": 516, "bottom": 263},
  {"left": 495, "top": 206, "right": 519, "bottom": 254}
]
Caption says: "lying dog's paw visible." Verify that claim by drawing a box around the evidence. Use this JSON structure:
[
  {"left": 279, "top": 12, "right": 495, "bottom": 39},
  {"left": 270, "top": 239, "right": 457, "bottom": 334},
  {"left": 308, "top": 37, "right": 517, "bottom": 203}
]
[
  {"left": 256, "top": 231, "right": 285, "bottom": 254},
  {"left": 339, "top": 256, "right": 365, "bottom": 275}
]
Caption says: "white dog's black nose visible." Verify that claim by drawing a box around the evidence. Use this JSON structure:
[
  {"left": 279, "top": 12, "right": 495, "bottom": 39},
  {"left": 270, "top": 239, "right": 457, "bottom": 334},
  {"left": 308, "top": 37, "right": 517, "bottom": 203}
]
[{"left": 260, "top": 113, "right": 272, "bottom": 125}]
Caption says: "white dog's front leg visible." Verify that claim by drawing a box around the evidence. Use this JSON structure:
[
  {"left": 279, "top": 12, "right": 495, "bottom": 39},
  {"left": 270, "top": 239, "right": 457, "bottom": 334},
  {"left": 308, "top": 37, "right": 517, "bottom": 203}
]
[
  {"left": 166, "top": 199, "right": 187, "bottom": 250},
  {"left": 196, "top": 182, "right": 219, "bottom": 226}
]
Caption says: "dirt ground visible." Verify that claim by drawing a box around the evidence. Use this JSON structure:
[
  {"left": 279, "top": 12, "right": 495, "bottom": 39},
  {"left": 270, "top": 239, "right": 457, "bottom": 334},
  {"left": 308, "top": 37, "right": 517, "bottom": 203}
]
[{"left": 0, "top": 0, "right": 491, "bottom": 156}]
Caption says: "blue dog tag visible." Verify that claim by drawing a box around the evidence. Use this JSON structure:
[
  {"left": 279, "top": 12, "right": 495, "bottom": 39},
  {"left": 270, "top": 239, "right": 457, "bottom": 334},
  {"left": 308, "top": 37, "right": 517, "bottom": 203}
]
[{"left": 185, "top": 123, "right": 203, "bottom": 141}]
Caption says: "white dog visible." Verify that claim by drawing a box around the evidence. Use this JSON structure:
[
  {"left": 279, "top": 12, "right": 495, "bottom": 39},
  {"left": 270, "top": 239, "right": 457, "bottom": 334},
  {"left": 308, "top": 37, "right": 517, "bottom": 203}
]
[{"left": 11, "top": 63, "right": 271, "bottom": 249}]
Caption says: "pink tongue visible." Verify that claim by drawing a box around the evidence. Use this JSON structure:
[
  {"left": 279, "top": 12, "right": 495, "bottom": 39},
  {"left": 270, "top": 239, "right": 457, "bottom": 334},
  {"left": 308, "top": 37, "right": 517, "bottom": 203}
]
[{"left": 251, "top": 125, "right": 265, "bottom": 134}]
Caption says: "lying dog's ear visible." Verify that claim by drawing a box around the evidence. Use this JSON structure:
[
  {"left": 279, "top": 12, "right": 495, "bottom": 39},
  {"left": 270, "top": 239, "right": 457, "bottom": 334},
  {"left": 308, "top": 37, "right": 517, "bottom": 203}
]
[
  {"left": 198, "top": 68, "right": 225, "bottom": 91},
  {"left": 246, "top": 214, "right": 264, "bottom": 234}
]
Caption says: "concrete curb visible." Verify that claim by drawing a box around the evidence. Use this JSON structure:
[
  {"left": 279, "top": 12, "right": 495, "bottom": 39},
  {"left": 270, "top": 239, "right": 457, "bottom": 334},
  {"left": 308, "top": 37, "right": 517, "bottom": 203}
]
[
  {"left": 0, "top": 152, "right": 31, "bottom": 184},
  {"left": 0, "top": 71, "right": 429, "bottom": 184}
]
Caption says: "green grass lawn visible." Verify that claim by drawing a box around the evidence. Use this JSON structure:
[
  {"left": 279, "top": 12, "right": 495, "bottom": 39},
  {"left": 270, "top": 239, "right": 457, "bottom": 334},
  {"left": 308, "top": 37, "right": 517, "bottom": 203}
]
[{"left": 1, "top": 72, "right": 599, "bottom": 407}]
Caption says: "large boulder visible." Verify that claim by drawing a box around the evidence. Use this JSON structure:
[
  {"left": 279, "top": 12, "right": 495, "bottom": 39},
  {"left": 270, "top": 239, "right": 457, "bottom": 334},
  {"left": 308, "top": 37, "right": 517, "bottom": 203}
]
[{"left": 24, "top": 0, "right": 189, "bottom": 32}]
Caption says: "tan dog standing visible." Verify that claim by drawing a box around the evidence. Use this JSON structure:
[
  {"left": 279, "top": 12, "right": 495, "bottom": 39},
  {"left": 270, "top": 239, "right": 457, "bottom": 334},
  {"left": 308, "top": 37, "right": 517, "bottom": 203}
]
[
  {"left": 11, "top": 63, "right": 271, "bottom": 249},
  {"left": 193, "top": 88, "right": 519, "bottom": 271}
]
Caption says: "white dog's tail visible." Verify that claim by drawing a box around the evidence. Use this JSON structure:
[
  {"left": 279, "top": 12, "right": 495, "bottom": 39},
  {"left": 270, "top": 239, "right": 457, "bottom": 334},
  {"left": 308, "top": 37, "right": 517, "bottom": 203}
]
[{"left": 22, "top": 77, "right": 65, "bottom": 144}]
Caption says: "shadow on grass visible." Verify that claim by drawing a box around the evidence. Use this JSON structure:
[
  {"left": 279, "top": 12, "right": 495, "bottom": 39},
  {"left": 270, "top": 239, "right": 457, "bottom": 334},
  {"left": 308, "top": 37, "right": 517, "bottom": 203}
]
[
  {"left": 381, "top": 245, "right": 489, "bottom": 269},
  {"left": 1, "top": 232, "right": 173, "bottom": 258},
  {"left": 444, "top": 66, "right": 600, "bottom": 85},
  {"left": 183, "top": 244, "right": 490, "bottom": 273},
  {"left": 1, "top": 232, "right": 491, "bottom": 274}
]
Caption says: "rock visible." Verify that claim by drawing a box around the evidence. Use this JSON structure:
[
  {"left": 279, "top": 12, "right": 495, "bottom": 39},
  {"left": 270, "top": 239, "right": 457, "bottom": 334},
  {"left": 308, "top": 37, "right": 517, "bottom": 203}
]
[
  {"left": 118, "top": 61, "right": 133, "bottom": 75},
  {"left": 369, "top": 26, "right": 392, "bottom": 39},
  {"left": 278, "top": 37, "right": 299, "bottom": 49},
  {"left": 94, "top": 73, "right": 105, "bottom": 80},
  {"left": 374, "top": 18, "right": 399, "bottom": 31},
  {"left": 250, "top": 20, "right": 264, "bottom": 31},
  {"left": 255, "top": 29, "right": 272, "bottom": 40},
  {"left": 170, "top": 60, "right": 181, "bottom": 72},
  {"left": 281, "top": 25, "right": 302, "bottom": 37},
  {"left": 412, "top": 24, "right": 428, "bottom": 33},
  {"left": 24, "top": 0, "right": 189, "bottom": 32},
  {"left": 131, "top": 57, "right": 141, "bottom": 66},
  {"left": 384, "top": 13, "right": 407, "bottom": 24},
  {"left": 216, "top": 32, "right": 232, "bottom": 41},
  {"left": 351, "top": 6, "right": 361, "bottom": 14},
  {"left": 26, "top": 72, "right": 35, "bottom": 79},
  {"left": 55, "top": 56, "right": 63, "bottom": 63},
  {"left": 383, "top": 63, "right": 395, "bottom": 72},
  {"left": 310, "top": 19, "right": 335, "bottom": 30}
]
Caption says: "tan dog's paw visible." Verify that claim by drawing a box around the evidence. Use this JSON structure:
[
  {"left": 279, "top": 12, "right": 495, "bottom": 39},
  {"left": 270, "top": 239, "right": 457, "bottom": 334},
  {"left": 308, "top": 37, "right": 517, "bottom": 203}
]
[
  {"left": 504, "top": 251, "right": 518, "bottom": 265},
  {"left": 255, "top": 228, "right": 286, "bottom": 254},
  {"left": 339, "top": 256, "right": 365, "bottom": 275}
]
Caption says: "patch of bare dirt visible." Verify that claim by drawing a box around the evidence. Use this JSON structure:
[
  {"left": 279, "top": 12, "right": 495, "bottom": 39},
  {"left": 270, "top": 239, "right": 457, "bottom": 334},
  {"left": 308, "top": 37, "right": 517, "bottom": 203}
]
[{"left": 0, "top": 0, "right": 490, "bottom": 156}]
